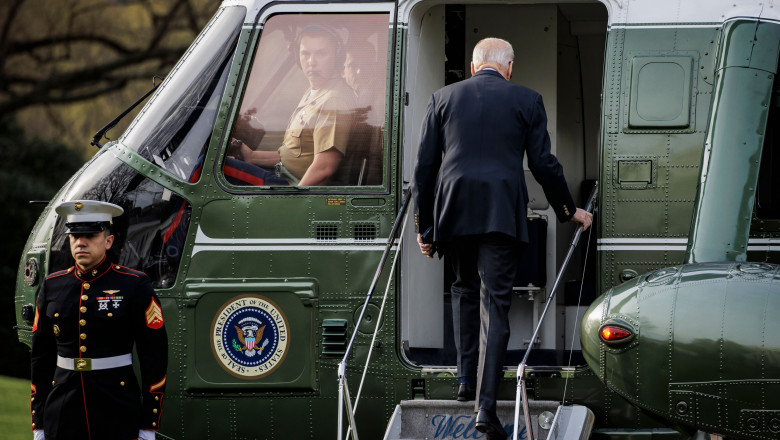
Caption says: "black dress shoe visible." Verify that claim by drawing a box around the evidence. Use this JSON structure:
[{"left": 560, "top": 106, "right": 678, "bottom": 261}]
[
  {"left": 457, "top": 383, "right": 476, "bottom": 401},
  {"left": 475, "top": 409, "right": 508, "bottom": 440}
]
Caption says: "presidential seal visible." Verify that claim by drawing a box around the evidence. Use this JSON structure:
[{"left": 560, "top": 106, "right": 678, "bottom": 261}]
[{"left": 211, "top": 295, "right": 289, "bottom": 379}]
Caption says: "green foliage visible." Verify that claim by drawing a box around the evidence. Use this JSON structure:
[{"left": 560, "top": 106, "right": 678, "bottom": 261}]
[
  {"left": 0, "top": 116, "right": 85, "bottom": 378},
  {"left": 0, "top": 375, "right": 32, "bottom": 440}
]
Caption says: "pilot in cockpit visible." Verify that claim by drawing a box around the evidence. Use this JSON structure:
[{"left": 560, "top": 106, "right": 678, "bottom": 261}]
[{"left": 228, "top": 25, "right": 356, "bottom": 186}]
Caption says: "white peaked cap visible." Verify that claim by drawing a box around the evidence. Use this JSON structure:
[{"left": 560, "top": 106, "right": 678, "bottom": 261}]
[{"left": 55, "top": 200, "right": 124, "bottom": 233}]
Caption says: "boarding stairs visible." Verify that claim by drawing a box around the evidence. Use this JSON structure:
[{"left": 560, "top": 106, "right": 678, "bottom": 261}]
[
  {"left": 338, "top": 185, "right": 598, "bottom": 440},
  {"left": 383, "top": 399, "right": 594, "bottom": 440}
]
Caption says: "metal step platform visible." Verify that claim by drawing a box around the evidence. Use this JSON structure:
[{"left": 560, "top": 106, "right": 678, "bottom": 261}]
[{"left": 383, "top": 399, "right": 594, "bottom": 440}]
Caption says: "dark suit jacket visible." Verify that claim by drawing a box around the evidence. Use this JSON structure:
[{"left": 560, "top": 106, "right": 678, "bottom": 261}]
[{"left": 412, "top": 69, "right": 575, "bottom": 247}]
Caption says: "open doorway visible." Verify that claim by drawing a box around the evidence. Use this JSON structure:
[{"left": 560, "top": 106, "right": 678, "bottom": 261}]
[{"left": 400, "top": 1, "right": 607, "bottom": 368}]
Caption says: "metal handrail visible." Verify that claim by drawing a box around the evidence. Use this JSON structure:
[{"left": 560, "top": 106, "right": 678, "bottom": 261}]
[
  {"left": 512, "top": 182, "right": 598, "bottom": 440},
  {"left": 345, "top": 211, "right": 409, "bottom": 440},
  {"left": 338, "top": 186, "right": 412, "bottom": 440}
]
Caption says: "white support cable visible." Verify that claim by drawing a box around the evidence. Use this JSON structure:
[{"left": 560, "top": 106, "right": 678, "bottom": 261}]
[
  {"left": 337, "top": 189, "right": 412, "bottom": 440},
  {"left": 512, "top": 183, "right": 598, "bottom": 440},
  {"left": 344, "top": 211, "right": 409, "bottom": 440},
  {"left": 341, "top": 377, "right": 359, "bottom": 440},
  {"left": 562, "top": 225, "right": 594, "bottom": 401},
  {"left": 513, "top": 364, "right": 524, "bottom": 440},
  {"left": 338, "top": 361, "right": 347, "bottom": 440}
]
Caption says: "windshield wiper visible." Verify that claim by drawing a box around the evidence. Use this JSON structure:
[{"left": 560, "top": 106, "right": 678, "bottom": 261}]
[{"left": 91, "top": 76, "right": 163, "bottom": 149}]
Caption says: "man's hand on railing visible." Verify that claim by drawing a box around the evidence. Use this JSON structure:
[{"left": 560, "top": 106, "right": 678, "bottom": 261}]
[{"left": 571, "top": 207, "right": 593, "bottom": 231}]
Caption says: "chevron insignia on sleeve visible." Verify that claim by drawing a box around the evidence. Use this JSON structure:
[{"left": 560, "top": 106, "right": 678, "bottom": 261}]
[
  {"left": 145, "top": 299, "right": 164, "bottom": 329},
  {"left": 32, "top": 307, "right": 39, "bottom": 332},
  {"left": 149, "top": 376, "right": 166, "bottom": 393}
]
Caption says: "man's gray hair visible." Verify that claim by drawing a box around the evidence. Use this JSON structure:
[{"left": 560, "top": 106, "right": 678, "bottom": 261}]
[{"left": 472, "top": 37, "right": 514, "bottom": 68}]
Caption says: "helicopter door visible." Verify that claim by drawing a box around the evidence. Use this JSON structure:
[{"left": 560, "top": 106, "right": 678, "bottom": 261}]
[{"left": 401, "top": 2, "right": 606, "bottom": 366}]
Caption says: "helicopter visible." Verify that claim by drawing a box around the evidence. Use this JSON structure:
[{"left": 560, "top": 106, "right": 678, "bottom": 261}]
[{"left": 14, "top": 0, "right": 780, "bottom": 439}]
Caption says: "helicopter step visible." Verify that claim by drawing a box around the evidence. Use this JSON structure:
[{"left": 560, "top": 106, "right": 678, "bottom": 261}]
[{"left": 383, "top": 399, "right": 594, "bottom": 440}]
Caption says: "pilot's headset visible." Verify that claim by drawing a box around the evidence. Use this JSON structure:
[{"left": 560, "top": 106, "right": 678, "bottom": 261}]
[{"left": 294, "top": 25, "right": 346, "bottom": 70}]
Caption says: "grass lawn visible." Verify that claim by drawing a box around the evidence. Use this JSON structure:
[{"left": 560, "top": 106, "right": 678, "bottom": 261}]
[{"left": 0, "top": 375, "right": 30, "bottom": 440}]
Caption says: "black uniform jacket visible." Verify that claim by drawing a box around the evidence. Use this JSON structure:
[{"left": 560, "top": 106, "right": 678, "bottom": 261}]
[
  {"left": 30, "top": 256, "right": 168, "bottom": 440},
  {"left": 412, "top": 69, "right": 575, "bottom": 247}
]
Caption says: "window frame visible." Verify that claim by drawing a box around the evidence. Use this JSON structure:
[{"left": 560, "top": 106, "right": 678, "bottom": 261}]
[
  {"left": 119, "top": 6, "right": 246, "bottom": 184},
  {"left": 49, "top": 153, "right": 193, "bottom": 290},
  {"left": 214, "top": 3, "right": 398, "bottom": 195}
]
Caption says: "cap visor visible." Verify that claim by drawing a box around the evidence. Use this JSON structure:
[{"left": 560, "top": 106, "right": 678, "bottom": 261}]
[{"left": 66, "top": 222, "right": 107, "bottom": 234}]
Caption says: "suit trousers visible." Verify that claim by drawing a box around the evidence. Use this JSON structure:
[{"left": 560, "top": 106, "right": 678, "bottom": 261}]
[{"left": 449, "top": 233, "right": 522, "bottom": 414}]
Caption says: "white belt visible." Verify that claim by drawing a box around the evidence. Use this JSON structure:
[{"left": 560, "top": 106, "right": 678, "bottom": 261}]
[{"left": 56, "top": 354, "right": 132, "bottom": 371}]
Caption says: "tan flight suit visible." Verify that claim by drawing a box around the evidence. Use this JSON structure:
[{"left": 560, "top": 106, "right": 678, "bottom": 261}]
[{"left": 278, "top": 78, "right": 356, "bottom": 180}]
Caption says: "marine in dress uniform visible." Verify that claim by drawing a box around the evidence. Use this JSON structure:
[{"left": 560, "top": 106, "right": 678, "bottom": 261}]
[{"left": 30, "top": 200, "right": 168, "bottom": 440}]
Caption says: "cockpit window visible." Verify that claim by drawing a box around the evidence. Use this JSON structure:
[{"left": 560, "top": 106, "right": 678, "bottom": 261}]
[
  {"left": 50, "top": 152, "right": 191, "bottom": 289},
  {"left": 223, "top": 13, "right": 389, "bottom": 187},
  {"left": 121, "top": 6, "right": 245, "bottom": 182}
]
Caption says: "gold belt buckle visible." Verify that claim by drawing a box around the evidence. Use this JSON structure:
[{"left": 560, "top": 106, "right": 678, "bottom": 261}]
[{"left": 74, "top": 358, "right": 92, "bottom": 371}]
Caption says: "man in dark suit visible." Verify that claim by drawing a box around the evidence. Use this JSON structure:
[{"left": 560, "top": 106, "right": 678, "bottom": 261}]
[{"left": 412, "top": 37, "right": 592, "bottom": 440}]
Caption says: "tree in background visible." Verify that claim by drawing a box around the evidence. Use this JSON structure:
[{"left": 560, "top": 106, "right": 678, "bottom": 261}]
[
  {"left": 0, "top": 0, "right": 220, "bottom": 378},
  {"left": 0, "top": 116, "right": 85, "bottom": 378},
  {"left": 0, "top": 0, "right": 219, "bottom": 153}
]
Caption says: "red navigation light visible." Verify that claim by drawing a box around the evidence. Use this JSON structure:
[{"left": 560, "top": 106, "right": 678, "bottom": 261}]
[{"left": 600, "top": 326, "right": 632, "bottom": 342}]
